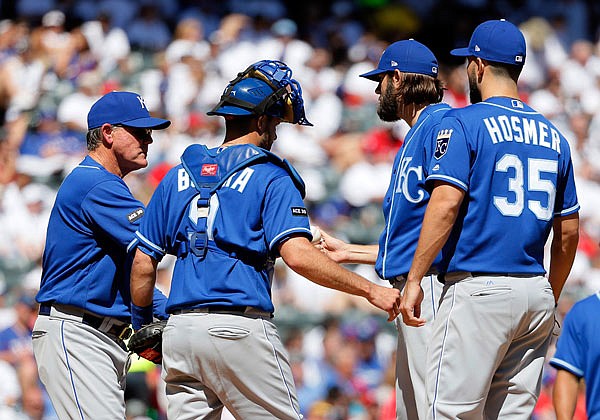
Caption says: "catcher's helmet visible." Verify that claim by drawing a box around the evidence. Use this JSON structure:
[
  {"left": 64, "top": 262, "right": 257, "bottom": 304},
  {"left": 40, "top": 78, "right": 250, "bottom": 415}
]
[{"left": 208, "top": 60, "right": 312, "bottom": 126}]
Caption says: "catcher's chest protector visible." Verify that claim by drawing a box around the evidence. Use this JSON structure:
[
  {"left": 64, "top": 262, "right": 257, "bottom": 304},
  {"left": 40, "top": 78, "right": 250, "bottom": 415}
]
[{"left": 179, "top": 144, "right": 305, "bottom": 260}]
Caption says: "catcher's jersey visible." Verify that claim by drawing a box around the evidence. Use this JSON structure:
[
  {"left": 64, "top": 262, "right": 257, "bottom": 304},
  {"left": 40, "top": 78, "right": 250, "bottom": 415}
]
[
  {"left": 37, "top": 156, "right": 144, "bottom": 319},
  {"left": 133, "top": 144, "right": 311, "bottom": 314},
  {"left": 428, "top": 96, "right": 579, "bottom": 274},
  {"left": 376, "top": 103, "right": 451, "bottom": 279},
  {"left": 550, "top": 292, "right": 600, "bottom": 418}
]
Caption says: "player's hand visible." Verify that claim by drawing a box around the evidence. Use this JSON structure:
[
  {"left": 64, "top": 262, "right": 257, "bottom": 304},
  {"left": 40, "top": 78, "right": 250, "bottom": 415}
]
[
  {"left": 315, "top": 229, "right": 348, "bottom": 263},
  {"left": 400, "top": 281, "right": 426, "bottom": 327},
  {"left": 367, "top": 283, "right": 402, "bottom": 321}
]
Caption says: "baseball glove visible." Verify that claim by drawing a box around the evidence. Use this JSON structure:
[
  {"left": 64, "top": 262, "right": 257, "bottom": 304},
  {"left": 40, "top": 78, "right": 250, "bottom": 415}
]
[{"left": 128, "top": 320, "right": 167, "bottom": 364}]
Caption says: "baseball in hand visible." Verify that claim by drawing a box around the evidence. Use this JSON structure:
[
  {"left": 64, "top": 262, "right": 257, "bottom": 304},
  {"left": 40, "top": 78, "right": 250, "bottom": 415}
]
[{"left": 310, "top": 225, "right": 322, "bottom": 243}]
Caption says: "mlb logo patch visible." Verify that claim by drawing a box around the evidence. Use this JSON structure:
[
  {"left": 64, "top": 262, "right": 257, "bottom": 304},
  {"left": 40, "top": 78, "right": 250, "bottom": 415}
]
[
  {"left": 434, "top": 129, "right": 452, "bottom": 159},
  {"left": 201, "top": 164, "right": 218, "bottom": 176}
]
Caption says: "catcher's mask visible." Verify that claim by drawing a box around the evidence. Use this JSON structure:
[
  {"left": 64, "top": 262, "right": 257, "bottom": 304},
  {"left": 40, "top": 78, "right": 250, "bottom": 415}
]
[{"left": 207, "top": 60, "right": 312, "bottom": 126}]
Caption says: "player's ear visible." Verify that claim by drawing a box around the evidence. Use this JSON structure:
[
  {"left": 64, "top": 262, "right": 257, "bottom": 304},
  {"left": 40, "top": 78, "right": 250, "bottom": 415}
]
[
  {"left": 256, "top": 115, "right": 268, "bottom": 135},
  {"left": 475, "top": 58, "right": 486, "bottom": 80},
  {"left": 101, "top": 123, "right": 115, "bottom": 146},
  {"left": 391, "top": 69, "right": 403, "bottom": 88}
]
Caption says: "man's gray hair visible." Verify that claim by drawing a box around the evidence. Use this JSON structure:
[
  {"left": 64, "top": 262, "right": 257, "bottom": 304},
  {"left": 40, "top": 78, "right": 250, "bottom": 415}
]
[{"left": 86, "top": 127, "right": 103, "bottom": 151}]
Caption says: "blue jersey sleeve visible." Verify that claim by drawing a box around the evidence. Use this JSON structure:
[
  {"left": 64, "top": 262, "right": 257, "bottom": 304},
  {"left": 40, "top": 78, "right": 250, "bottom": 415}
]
[
  {"left": 550, "top": 305, "right": 585, "bottom": 377},
  {"left": 554, "top": 142, "right": 579, "bottom": 216},
  {"left": 427, "top": 116, "right": 470, "bottom": 191},
  {"left": 263, "top": 175, "right": 311, "bottom": 252},
  {"left": 81, "top": 180, "right": 145, "bottom": 250},
  {"left": 135, "top": 180, "right": 169, "bottom": 261}
]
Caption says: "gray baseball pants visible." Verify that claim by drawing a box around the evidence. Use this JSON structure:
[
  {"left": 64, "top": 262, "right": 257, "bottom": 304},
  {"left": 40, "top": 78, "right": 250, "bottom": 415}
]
[
  {"left": 394, "top": 274, "right": 442, "bottom": 420},
  {"left": 162, "top": 311, "right": 302, "bottom": 419},
  {"left": 426, "top": 273, "right": 555, "bottom": 419},
  {"left": 32, "top": 306, "right": 130, "bottom": 420}
]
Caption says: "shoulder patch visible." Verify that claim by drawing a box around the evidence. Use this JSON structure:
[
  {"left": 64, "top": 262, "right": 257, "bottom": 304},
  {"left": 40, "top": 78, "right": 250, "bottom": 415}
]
[
  {"left": 128, "top": 208, "right": 144, "bottom": 223},
  {"left": 290, "top": 207, "right": 308, "bottom": 217},
  {"left": 434, "top": 129, "right": 453, "bottom": 160}
]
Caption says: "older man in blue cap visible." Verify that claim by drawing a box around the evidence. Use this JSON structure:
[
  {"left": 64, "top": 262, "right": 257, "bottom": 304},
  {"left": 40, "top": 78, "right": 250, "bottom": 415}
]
[
  {"left": 32, "top": 91, "right": 171, "bottom": 419},
  {"left": 317, "top": 39, "right": 449, "bottom": 420}
]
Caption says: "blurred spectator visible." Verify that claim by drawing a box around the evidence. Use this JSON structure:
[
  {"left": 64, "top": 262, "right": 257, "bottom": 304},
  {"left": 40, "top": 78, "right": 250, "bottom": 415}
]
[
  {"left": 559, "top": 39, "right": 600, "bottom": 114},
  {"left": 164, "top": 17, "right": 210, "bottom": 67},
  {"left": 439, "top": 64, "right": 468, "bottom": 108},
  {"left": 0, "top": 292, "right": 56, "bottom": 419},
  {"left": 56, "top": 70, "right": 103, "bottom": 132},
  {"left": 15, "top": 0, "right": 56, "bottom": 24},
  {"left": 1, "top": 28, "right": 47, "bottom": 148},
  {"left": 19, "top": 109, "right": 86, "bottom": 175},
  {"left": 259, "top": 18, "right": 314, "bottom": 73},
  {"left": 127, "top": 4, "right": 171, "bottom": 53},
  {"left": 97, "top": 0, "right": 140, "bottom": 30},
  {"left": 31, "top": 10, "right": 71, "bottom": 73},
  {"left": 81, "top": 11, "right": 131, "bottom": 75}
]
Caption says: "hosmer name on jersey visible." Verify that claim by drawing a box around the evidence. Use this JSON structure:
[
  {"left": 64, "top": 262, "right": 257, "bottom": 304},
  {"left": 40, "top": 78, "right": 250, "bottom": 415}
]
[{"left": 483, "top": 116, "right": 561, "bottom": 153}]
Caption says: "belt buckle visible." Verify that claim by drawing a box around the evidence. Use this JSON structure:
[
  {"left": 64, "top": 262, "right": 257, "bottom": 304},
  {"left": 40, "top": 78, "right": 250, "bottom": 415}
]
[{"left": 119, "top": 326, "right": 133, "bottom": 341}]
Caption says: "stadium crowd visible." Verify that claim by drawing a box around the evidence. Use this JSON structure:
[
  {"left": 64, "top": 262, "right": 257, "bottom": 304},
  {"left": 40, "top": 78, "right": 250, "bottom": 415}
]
[{"left": 0, "top": 0, "right": 599, "bottom": 418}]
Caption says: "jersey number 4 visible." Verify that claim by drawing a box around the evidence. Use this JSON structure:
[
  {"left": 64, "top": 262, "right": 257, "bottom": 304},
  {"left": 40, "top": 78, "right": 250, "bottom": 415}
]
[{"left": 493, "top": 154, "right": 557, "bottom": 221}]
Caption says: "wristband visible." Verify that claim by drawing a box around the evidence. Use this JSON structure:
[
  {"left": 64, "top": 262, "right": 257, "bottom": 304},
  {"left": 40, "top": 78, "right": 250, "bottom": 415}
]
[{"left": 131, "top": 303, "right": 153, "bottom": 331}]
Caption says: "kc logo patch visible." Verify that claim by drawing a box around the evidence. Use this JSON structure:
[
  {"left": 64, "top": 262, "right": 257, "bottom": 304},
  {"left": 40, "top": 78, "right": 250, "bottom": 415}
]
[
  {"left": 128, "top": 208, "right": 144, "bottom": 223},
  {"left": 434, "top": 129, "right": 452, "bottom": 159},
  {"left": 201, "top": 164, "right": 218, "bottom": 176},
  {"left": 291, "top": 207, "right": 308, "bottom": 217}
]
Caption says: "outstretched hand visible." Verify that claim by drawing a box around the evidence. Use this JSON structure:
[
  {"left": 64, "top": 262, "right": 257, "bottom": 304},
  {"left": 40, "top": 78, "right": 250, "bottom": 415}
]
[
  {"left": 314, "top": 229, "right": 348, "bottom": 264},
  {"left": 367, "top": 283, "right": 402, "bottom": 321},
  {"left": 400, "top": 281, "right": 426, "bottom": 327}
]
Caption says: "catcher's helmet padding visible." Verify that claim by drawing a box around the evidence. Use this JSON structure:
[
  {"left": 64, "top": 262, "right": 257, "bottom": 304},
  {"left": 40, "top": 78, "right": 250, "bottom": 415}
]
[{"left": 208, "top": 60, "right": 312, "bottom": 126}]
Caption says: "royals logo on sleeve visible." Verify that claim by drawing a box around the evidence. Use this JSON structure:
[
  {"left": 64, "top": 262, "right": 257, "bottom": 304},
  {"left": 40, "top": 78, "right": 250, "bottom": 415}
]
[{"left": 434, "top": 129, "right": 453, "bottom": 159}]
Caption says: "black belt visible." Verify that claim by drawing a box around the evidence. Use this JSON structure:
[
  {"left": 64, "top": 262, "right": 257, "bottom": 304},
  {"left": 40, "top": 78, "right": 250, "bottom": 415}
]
[
  {"left": 39, "top": 304, "right": 132, "bottom": 341},
  {"left": 172, "top": 305, "right": 273, "bottom": 319},
  {"left": 438, "top": 272, "right": 541, "bottom": 283}
]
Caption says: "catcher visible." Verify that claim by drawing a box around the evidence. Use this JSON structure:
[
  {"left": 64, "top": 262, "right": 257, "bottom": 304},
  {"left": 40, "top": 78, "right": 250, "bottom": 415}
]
[{"left": 129, "top": 59, "right": 401, "bottom": 419}]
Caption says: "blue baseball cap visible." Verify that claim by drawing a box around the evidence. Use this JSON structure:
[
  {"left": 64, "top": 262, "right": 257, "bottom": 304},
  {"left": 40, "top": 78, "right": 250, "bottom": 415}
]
[
  {"left": 451, "top": 19, "right": 526, "bottom": 66},
  {"left": 87, "top": 91, "right": 171, "bottom": 130},
  {"left": 360, "top": 39, "right": 439, "bottom": 81}
]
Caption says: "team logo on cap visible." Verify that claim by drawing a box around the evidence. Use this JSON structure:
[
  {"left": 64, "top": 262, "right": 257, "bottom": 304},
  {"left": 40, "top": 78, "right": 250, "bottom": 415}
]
[
  {"left": 137, "top": 95, "right": 147, "bottom": 110},
  {"left": 434, "top": 129, "right": 453, "bottom": 159}
]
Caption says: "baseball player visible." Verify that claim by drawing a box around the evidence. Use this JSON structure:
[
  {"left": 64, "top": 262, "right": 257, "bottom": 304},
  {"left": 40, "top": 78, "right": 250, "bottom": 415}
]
[
  {"left": 400, "top": 19, "right": 580, "bottom": 419},
  {"left": 32, "top": 91, "right": 171, "bottom": 419},
  {"left": 129, "top": 60, "right": 401, "bottom": 420},
  {"left": 317, "top": 40, "right": 449, "bottom": 420},
  {"left": 550, "top": 291, "right": 600, "bottom": 419}
]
